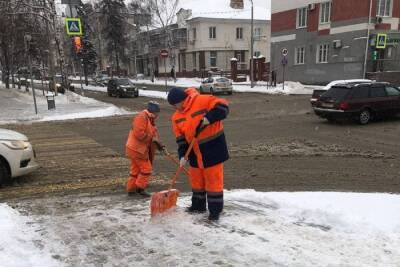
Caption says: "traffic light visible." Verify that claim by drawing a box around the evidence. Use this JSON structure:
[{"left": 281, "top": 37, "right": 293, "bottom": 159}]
[
  {"left": 73, "top": 36, "right": 82, "bottom": 54},
  {"left": 372, "top": 50, "right": 378, "bottom": 61}
]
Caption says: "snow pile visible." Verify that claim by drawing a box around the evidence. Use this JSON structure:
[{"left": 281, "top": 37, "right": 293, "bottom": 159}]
[
  {"left": 0, "top": 86, "right": 132, "bottom": 125},
  {"left": 8, "top": 190, "right": 400, "bottom": 266},
  {"left": 323, "top": 79, "right": 372, "bottom": 90},
  {"left": 234, "top": 81, "right": 314, "bottom": 95},
  {"left": 0, "top": 204, "right": 61, "bottom": 267},
  {"left": 181, "top": 0, "right": 270, "bottom": 20}
]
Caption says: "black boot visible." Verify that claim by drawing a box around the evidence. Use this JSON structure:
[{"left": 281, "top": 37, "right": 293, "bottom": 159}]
[
  {"left": 136, "top": 188, "right": 151, "bottom": 197},
  {"left": 185, "top": 206, "right": 206, "bottom": 214},
  {"left": 208, "top": 212, "right": 220, "bottom": 221}
]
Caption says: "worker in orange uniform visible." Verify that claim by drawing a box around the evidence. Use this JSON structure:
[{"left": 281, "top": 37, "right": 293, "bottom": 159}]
[
  {"left": 167, "top": 87, "right": 229, "bottom": 221},
  {"left": 126, "top": 101, "right": 163, "bottom": 197}
]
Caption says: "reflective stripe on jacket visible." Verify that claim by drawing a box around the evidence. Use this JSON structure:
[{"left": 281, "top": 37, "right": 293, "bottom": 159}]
[
  {"left": 126, "top": 110, "right": 157, "bottom": 159},
  {"left": 171, "top": 88, "right": 229, "bottom": 168}
]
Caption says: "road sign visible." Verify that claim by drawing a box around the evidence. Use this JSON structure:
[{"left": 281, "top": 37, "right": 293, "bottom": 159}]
[
  {"left": 376, "top": 34, "right": 387, "bottom": 49},
  {"left": 281, "top": 56, "right": 288, "bottom": 66},
  {"left": 160, "top": 49, "right": 169, "bottom": 58},
  {"left": 65, "top": 18, "right": 82, "bottom": 36},
  {"left": 282, "top": 48, "right": 288, "bottom": 56}
]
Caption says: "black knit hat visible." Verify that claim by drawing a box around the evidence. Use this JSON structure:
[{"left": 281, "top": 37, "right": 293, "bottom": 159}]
[
  {"left": 147, "top": 101, "right": 160, "bottom": 113},
  {"left": 167, "top": 88, "right": 187, "bottom": 105}
]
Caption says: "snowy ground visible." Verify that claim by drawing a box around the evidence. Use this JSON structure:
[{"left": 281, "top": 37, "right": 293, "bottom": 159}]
[
  {"left": 2, "top": 190, "right": 400, "bottom": 266},
  {"left": 0, "top": 84, "right": 132, "bottom": 125}
]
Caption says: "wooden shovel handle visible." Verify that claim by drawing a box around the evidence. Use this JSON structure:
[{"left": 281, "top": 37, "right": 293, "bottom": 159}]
[
  {"left": 168, "top": 136, "right": 197, "bottom": 190},
  {"left": 163, "top": 150, "right": 190, "bottom": 176}
]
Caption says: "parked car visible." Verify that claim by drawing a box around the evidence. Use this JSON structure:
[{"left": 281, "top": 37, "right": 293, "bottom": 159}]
[
  {"left": 313, "top": 82, "right": 400, "bottom": 124},
  {"left": 310, "top": 79, "right": 372, "bottom": 107},
  {"left": 93, "top": 75, "right": 111, "bottom": 87},
  {"left": 0, "top": 129, "right": 39, "bottom": 186},
  {"left": 199, "top": 77, "right": 233, "bottom": 95},
  {"left": 49, "top": 75, "right": 74, "bottom": 94},
  {"left": 107, "top": 78, "right": 139, "bottom": 98}
]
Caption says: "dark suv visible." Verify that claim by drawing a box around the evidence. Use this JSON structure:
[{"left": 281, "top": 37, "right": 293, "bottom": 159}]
[
  {"left": 313, "top": 82, "right": 400, "bottom": 124},
  {"left": 107, "top": 78, "right": 138, "bottom": 98}
]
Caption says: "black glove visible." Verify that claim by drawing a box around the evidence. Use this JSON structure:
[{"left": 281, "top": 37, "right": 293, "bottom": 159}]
[{"left": 152, "top": 140, "right": 165, "bottom": 152}]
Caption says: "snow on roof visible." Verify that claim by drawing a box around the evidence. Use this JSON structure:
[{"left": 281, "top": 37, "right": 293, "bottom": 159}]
[{"left": 180, "top": 0, "right": 270, "bottom": 21}]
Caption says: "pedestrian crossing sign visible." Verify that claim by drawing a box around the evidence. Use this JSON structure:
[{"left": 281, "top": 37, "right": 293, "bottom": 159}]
[
  {"left": 65, "top": 18, "right": 82, "bottom": 36},
  {"left": 376, "top": 34, "right": 387, "bottom": 49}
]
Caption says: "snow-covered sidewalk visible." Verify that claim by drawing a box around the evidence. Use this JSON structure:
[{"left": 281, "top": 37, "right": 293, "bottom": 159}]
[
  {"left": 2, "top": 190, "right": 400, "bottom": 266},
  {"left": 75, "top": 78, "right": 319, "bottom": 98},
  {"left": 0, "top": 85, "right": 132, "bottom": 125}
]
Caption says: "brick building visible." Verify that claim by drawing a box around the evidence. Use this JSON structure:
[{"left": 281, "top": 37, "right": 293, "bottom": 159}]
[{"left": 271, "top": 0, "right": 400, "bottom": 84}]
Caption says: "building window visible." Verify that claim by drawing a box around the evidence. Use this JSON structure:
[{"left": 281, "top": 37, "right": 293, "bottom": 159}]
[
  {"left": 209, "top": 27, "right": 216, "bottom": 39},
  {"left": 320, "top": 2, "right": 331, "bottom": 24},
  {"left": 297, "top": 7, "right": 308, "bottom": 28},
  {"left": 236, "top": 27, "right": 243, "bottom": 39},
  {"left": 254, "top": 28, "right": 261, "bottom": 40},
  {"left": 317, "top": 44, "right": 329, "bottom": 63},
  {"left": 295, "top": 46, "right": 305, "bottom": 65},
  {"left": 377, "top": 0, "right": 391, "bottom": 17},
  {"left": 193, "top": 28, "right": 197, "bottom": 40},
  {"left": 210, "top": 51, "right": 217, "bottom": 67}
]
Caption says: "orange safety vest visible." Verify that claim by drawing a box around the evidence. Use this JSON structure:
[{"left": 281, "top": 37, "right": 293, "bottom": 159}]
[
  {"left": 126, "top": 110, "right": 158, "bottom": 160},
  {"left": 171, "top": 88, "right": 229, "bottom": 168}
]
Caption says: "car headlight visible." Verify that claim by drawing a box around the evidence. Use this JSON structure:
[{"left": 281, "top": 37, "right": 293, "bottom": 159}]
[{"left": 1, "top": 140, "right": 30, "bottom": 150}]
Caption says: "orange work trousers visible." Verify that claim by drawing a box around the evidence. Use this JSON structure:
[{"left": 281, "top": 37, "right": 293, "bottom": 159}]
[
  {"left": 189, "top": 163, "right": 224, "bottom": 192},
  {"left": 189, "top": 163, "right": 224, "bottom": 215},
  {"left": 126, "top": 158, "right": 152, "bottom": 192}
]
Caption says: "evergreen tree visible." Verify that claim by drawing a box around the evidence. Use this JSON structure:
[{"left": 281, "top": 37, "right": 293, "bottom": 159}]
[
  {"left": 99, "top": 0, "right": 127, "bottom": 74},
  {"left": 76, "top": 1, "right": 98, "bottom": 80}
]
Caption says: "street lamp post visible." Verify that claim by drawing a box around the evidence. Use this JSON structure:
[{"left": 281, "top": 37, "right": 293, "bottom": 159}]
[
  {"left": 250, "top": 0, "right": 254, "bottom": 88},
  {"left": 25, "top": 34, "right": 38, "bottom": 115},
  {"left": 231, "top": 0, "right": 254, "bottom": 88}
]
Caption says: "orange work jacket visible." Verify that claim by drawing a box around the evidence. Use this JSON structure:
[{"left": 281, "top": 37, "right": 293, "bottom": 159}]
[
  {"left": 171, "top": 88, "right": 229, "bottom": 168},
  {"left": 126, "top": 110, "right": 157, "bottom": 160}
]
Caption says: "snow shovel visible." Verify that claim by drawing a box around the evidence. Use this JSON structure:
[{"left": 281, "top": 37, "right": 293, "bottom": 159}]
[
  {"left": 150, "top": 136, "right": 197, "bottom": 217},
  {"left": 161, "top": 148, "right": 190, "bottom": 176}
]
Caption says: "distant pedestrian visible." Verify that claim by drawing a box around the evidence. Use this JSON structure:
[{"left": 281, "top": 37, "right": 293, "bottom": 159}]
[
  {"left": 171, "top": 66, "right": 176, "bottom": 82},
  {"left": 271, "top": 70, "right": 277, "bottom": 87},
  {"left": 125, "top": 101, "right": 164, "bottom": 197}
]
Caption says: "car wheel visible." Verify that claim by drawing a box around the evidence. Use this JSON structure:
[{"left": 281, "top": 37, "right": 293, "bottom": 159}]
[
  {"left": 134, "top": 92, "right": 139, "bottom": 98},
  {"left": 107, "top": 92, "right": 112, "bottom": 97},
  {"left": 227, "top": 91, "right": 233, "bottom": 95},
  {"left": 199, "top": 86, "right": 204, "bottom": 94},
  {"left": 210, "top": 87, "right": 214, "bottom": 95},
  {"left": 0, "top": 158, "right": 11, "bottom": 187},
  {"left": 358, "top": 109, "right": 371, "bottom": 125},
  {"left": 326, "top": 116, "right": 336, "bottom": 123}
]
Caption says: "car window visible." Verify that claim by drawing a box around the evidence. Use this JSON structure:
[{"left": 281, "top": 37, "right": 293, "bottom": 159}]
[
  {"left": 116, "top": 79, "right": 132, "bottom": 86},
  {"left": 385, "top": 86, "right": 400, "bottom": 96},
  {"left": 370, "top": 86, "right": 387, "bottom": 98},
  {"left": 321, "top": 87, "right": 350, "bottom": 101},
  {"left": 351, "top": 87, "right": 369, "bottom": 99},
  {"left": 216, "top": 78, "right": 228, "bottom": 83}
]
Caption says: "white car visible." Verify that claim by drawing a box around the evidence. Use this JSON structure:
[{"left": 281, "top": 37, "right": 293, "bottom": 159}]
[
  {"left": 199, "top": 77, "right": 233, "bottom": 95},
  {"left": 0, "top": 129, "right": 39, "bottom": 185}
]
